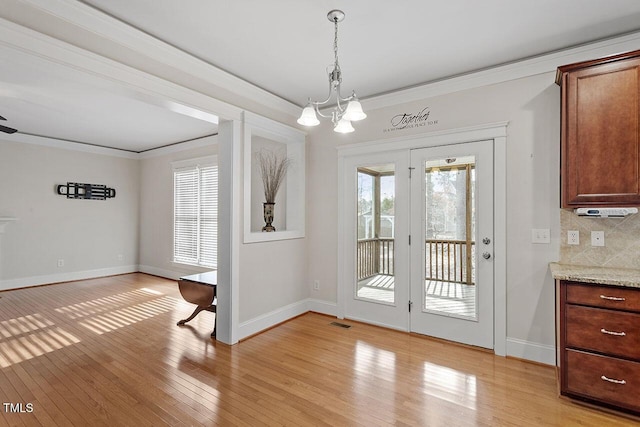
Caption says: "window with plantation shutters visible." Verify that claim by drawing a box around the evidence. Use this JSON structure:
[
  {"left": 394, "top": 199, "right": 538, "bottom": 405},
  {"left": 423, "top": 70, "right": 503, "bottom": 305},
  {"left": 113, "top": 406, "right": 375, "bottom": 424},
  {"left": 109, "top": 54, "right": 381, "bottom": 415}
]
[{"left": 173, "top": 156, "right": 217, "bottom": 268}]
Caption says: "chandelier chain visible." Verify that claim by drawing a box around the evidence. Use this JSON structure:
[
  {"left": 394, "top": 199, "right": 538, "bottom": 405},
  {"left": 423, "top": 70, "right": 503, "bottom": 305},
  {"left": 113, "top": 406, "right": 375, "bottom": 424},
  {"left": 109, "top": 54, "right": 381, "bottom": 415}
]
[
  {"left": 333, "top": 17, "right": 340, "bottom": 71},
  {"left": 297, "top": 10, "right": 366, "bottom": 132}
]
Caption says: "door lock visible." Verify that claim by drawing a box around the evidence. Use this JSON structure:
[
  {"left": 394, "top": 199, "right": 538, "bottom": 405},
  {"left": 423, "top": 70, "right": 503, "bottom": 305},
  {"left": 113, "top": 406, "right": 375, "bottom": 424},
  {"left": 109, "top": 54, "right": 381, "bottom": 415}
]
[{"left": 482, "top": 237, "right": 491, "bottom": 245}]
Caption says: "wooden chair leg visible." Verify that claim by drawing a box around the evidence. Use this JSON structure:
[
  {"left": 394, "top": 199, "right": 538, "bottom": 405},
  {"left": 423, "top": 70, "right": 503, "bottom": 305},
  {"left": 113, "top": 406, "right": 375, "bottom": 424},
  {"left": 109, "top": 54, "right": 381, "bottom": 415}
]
[{"left": 211, "top": 320, "right": 216, "bottom": 338}]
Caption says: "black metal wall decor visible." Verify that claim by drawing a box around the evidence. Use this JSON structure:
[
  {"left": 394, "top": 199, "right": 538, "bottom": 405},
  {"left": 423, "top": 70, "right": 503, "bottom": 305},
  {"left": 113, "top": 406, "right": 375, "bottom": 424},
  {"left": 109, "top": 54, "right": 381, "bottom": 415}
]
[{"left": 56, "top": 182, "right": 116, "bottom": 200}]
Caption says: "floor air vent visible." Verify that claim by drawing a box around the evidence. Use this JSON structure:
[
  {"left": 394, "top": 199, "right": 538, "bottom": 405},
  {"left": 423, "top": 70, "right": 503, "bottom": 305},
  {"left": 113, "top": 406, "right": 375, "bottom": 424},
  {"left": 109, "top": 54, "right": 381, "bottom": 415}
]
[{"left": 330, "top": 321, "right": 352, "bottom": 329}]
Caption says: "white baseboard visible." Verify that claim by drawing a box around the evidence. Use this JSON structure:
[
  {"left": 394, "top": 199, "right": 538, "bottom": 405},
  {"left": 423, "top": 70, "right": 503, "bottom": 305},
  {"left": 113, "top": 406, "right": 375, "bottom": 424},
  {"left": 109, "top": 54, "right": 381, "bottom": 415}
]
[
  {"left": 306, "top": 298, "right": 338, "bottom": 317},
  {"left": 238, "top": 299, "right": 310, "bottom": 340},
  {"left": 506, "top": 338, "right": 556, "bottom": 366},
  {"left": 0, "top": 265, "right": 138, "bottom": 291}
]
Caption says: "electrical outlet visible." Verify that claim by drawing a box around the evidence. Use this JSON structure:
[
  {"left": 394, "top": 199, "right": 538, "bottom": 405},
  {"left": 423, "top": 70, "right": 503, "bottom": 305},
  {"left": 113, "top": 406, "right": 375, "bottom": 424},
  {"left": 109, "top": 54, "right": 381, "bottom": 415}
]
[
  {"left": 57, "top": 259, "right": 64, "bottom": 267},
  {"left": 591, "top": 231, "right": 605, "bottom": 247},
  {"left": 531, "top": 228, "right": 550, "bottom": 244},
  {"left": 567, "top": 230, "right": 579, "bottom": 245},
  {"left": 313, "top": 280, "right": 320, "bottom": 291}
]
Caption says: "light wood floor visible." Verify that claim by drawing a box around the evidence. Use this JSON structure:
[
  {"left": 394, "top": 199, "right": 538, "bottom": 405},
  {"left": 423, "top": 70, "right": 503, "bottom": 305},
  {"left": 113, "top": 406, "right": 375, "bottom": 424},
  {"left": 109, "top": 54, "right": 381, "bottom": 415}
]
[{"left": 0, "top": 273, "right": 638, "bottom": 426}]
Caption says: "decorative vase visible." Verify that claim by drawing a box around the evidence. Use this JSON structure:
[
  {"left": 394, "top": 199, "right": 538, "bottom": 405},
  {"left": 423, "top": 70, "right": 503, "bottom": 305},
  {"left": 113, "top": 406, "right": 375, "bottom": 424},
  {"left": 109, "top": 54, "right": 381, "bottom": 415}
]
[{"left": 262, "top": 202, "right": 276, "bottom": 232}]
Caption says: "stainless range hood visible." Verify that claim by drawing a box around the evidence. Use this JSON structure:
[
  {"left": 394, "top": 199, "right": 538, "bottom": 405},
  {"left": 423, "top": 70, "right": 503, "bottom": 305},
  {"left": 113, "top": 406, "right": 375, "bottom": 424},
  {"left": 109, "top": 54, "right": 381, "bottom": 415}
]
[{"left": 574, "top": 207, "right": 638, "bottom": 217}]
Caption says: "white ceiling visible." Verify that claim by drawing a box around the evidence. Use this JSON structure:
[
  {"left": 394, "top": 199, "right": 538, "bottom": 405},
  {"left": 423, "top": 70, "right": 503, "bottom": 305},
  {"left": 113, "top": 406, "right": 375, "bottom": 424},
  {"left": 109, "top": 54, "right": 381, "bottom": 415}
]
[
  {"left": 0, "top": 43, "right": 218, "bottom": 152},
  {"left": 81, "top": 0, "right": 640, "bottom": 105},
  {"left": 3, "top": 0, "right": 640, "bottom": 151}
]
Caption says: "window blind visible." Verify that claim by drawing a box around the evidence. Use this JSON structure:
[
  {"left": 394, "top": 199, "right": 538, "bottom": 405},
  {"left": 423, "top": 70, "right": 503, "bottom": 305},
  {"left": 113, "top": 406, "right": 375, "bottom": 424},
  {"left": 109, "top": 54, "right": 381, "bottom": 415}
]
[{"left": 173, "top": 161, "right": 217, "bottom": 268}]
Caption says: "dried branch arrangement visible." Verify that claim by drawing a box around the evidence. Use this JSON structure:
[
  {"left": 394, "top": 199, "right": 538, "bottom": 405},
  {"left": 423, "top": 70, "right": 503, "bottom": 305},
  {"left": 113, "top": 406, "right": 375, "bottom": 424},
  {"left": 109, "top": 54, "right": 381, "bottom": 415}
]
[{"left": 257, "top": 149, "right": 291, "bottom": 203}]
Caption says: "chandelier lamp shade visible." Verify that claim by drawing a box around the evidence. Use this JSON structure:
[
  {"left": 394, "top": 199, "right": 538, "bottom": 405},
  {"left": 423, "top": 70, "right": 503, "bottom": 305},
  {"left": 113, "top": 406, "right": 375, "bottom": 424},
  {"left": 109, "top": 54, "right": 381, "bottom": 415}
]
[{"left": 297, "top": 10, "right": 366, "bottom": 133}]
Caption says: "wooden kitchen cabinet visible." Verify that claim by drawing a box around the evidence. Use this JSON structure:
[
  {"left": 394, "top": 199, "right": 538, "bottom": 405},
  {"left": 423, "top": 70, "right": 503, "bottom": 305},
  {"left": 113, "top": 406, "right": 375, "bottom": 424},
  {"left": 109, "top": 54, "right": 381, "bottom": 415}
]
[
  {"left": 556, "top": 50, "right": 640, "bottom": 207},
  {"left": 559, "top": 280, "right": 640, "bottom": 414}
]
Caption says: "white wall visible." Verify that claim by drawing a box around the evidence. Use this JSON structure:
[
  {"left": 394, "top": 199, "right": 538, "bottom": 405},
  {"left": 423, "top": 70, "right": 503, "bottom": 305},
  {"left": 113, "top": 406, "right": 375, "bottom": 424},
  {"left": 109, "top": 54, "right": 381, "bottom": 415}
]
[
  {"left": 239, "top": 134, "right": 307, "bottom": 326},
  {"left": 306, "top": 72, "right": 562, "bottom": 362},
  {"left": 239, "top": 239, "right": 307, "bottom": 324},
  {"left": 0, "top": 139, "right": 139, "bottom": 289},
  {"left": 138, "top": 138, "right": 218, "bottom": 279}
]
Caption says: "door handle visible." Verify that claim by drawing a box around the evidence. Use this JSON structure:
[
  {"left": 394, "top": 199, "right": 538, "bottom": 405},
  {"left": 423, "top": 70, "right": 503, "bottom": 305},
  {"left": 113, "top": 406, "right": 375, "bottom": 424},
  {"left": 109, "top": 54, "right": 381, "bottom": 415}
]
[{"left": 482, "top": 252, "right": 491, "bottom": 260}]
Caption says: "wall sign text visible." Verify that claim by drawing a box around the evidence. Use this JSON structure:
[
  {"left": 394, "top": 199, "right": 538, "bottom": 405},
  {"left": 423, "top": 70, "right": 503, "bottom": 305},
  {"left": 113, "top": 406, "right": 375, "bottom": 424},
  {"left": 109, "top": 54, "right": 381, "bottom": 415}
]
[{"left": 383, "top": 107, "right": 438, "bottom": 133}]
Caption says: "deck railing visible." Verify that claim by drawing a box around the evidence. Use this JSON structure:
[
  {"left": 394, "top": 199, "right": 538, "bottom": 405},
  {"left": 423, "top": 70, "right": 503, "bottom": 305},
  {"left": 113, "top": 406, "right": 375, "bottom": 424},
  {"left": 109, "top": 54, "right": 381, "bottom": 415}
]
[
  {"left": 426, "top": 239, "right": 475, "bottom": 285},
  {"left": 357, "top": 238, "right": 475, "bottom": 285},
  {"left": 357, "top": 238, "right": 394, "bottom": 280}
]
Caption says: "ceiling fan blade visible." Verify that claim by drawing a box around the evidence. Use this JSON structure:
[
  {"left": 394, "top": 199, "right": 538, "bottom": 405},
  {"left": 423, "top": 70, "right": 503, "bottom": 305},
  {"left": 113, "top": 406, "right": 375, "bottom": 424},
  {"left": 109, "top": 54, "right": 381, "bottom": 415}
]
[{"left": 0, "top": 124, "right": 18, "bottom": 134}]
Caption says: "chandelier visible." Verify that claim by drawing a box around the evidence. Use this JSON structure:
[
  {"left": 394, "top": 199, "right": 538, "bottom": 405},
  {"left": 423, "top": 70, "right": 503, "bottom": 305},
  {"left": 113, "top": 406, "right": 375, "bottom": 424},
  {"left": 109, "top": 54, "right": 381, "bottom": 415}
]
[{"left": 297, "top": 9, "right": 366, "bottom": 133}]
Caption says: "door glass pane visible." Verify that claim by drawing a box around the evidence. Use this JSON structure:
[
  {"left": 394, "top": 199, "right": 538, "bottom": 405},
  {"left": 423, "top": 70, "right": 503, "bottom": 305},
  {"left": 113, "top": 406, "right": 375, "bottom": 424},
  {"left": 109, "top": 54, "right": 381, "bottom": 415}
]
[
  {"left": 356, "top": 165, "right": 395, "bottom": 304},
  {"left": 424, "top": 156, "right": 477, "bottom": 319}
]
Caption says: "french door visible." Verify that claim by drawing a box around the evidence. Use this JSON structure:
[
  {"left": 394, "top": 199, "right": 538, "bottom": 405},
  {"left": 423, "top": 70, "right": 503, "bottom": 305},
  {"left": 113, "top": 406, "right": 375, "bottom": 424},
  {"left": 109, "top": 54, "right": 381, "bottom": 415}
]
[
  {"left": 342, "top": 150, "right": 409, "bottom": 330},
  {"left": 409, "top": 140, "right": 494, "bottom": 348},
  {"left": 341, "top": 139, "right": 495, "bottom": 348}
]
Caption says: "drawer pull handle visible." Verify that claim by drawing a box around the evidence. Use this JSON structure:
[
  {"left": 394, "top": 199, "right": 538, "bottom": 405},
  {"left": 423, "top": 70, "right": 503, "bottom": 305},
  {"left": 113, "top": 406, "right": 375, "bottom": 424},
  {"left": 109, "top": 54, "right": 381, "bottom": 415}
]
[
  {"left": 601, "top": 375, "right": 626, "bottom": 385},
  {"left": 599, "top": 295, "right": 625, "bottom": 302},
  {"left": 600, "top": 328, "right": 626, "bottom": 337}
]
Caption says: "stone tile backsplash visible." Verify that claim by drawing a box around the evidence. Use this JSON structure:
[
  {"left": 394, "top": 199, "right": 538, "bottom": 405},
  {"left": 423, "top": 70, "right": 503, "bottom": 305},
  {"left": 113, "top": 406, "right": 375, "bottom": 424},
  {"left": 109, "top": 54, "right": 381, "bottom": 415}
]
[{"left": 560, "top": 209, "right": 640, "bottom": 268}]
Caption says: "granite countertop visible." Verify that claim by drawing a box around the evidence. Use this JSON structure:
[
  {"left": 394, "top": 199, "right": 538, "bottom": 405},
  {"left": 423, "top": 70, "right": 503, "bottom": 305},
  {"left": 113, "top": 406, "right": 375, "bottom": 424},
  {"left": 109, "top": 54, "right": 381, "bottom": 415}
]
[{"left": 549, "top": 262, "right": 640, "bottom": 288}]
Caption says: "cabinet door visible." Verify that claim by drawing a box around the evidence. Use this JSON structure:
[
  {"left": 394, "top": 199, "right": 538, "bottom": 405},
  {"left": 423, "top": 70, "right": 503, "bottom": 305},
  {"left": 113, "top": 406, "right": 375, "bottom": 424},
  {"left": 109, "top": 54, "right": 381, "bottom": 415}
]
[{"left": 561, "top": 58, "right": 640, "bottom": 207}]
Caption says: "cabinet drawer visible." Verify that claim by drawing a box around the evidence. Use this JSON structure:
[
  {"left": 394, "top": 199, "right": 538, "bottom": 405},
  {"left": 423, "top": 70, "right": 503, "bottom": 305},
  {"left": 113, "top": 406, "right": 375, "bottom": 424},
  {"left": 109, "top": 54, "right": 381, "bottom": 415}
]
[
  {"left": 565, "top": 349, "right": 640, "bottom": 412},
  {"left": 566, "top": 305, "right": 640, "bottom": 359},
  {"left": 565, "top": 282, "right": 640, "bottom": 312}
]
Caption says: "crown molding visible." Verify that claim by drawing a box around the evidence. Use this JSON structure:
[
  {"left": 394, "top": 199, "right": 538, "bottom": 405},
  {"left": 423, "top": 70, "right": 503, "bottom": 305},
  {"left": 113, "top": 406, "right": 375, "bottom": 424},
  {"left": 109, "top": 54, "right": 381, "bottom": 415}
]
[
  {"left": 2, "top": 132, "right": 219, "bottom": 160},
  {"left": 12, "top": 0, "right": 301, "bottom": 118},
  {"left": 363, "top": 31, "right": 640, "bottom": 111},
  {"left": 2, "top": 132, "right": 140, "bottom": 159},
  {"left": 138, "top": 135, "right": 219, "bottom": 159}
]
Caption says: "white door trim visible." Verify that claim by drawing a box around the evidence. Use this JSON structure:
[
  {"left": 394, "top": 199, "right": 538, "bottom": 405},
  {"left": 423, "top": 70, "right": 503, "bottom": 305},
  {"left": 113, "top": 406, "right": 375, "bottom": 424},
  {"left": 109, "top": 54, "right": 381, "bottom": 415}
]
[{"left": 337, "top": 122, "right": 508, "bottom": 356}]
